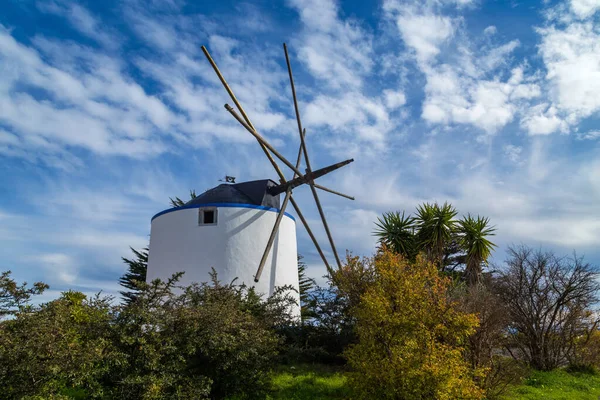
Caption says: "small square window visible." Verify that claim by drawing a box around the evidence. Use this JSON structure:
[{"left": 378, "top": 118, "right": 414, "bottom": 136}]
[
  {"left": 204, "top": 210, "right": 215, "bottom": 224},
  {"left": 199, "top": 208, "right": 217, "bottom": 225}
]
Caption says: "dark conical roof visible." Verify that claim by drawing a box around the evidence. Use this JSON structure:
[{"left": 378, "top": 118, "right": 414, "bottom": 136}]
[{"left": 185, "top": 179, "right": 281, "bottom": 209}]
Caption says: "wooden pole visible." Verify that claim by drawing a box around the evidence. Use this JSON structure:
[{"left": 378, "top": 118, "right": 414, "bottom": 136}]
[
  {"left": 202, "top": 45, "right": 335, "bottom": 276},
  {"left": 284, "top": 43, "right": 343, "bottom": 269},
  {"left": 254, "top": 188, "right": 292, "bottom": 282},
  {"left": 268, "top": 159, "right": 354, "bottom": 195},
  {"left": 201, "top": 46, "right": 287, "bottom": 183},
  {"left": 313, "top": 183, "right": 355, "bottom": 200},
  {"left": 225, "top": 104, "right": 307, "bottom": 176},
  {"left": 255, "top": 130, "right": 306, "bottom": 282}
]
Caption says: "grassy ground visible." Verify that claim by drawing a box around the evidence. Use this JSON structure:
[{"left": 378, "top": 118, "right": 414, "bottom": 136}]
[
  {"left": 266, "top": 364, "right": 600, "bottom": 400},
  {"left": 501, "top": 369, "right": 600, "bottom": 400},
  {"left": 267, "top": 364, "right": 350, "bottom": 399}
]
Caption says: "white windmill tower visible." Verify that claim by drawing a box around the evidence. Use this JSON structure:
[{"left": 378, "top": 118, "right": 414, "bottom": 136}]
[{"left": 146, "top": 45, "right": 354, "bottom": 315}]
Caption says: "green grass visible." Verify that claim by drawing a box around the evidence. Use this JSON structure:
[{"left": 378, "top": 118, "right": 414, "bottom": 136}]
[
  {"left": 264, "top": 364, "right": 600, "bottom": 400},
  {"left": 501, "top": 369, "right": 600, "bottom": 400},
  {"left": 267, "top": 364, "right": 350, "bottom": 399}
]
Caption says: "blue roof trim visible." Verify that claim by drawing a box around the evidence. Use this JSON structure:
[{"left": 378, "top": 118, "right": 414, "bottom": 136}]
[{"left": 151, "top": 202, "right": 296, "bottom": 222}]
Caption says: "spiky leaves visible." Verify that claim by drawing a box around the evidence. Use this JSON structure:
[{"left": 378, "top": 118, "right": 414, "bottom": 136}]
[
  {"left": 374, "top": 203, "right": 496, "bottom": 285},
  {"left": 169, "top": 190, "right": 198, "bottom": 208},
  {"left": 415, "top": 202, "right": 458, "bottom": 268},
  {"left": 373, "top": 211, "right": 417, "bottom": 261},
  {"left": 458, "top": 214, "right": 497, "bottom": 286}
]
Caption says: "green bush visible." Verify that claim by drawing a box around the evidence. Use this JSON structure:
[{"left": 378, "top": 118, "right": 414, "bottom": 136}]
[
  {"left": 0, "top": 271, "right": 296, "bottom": 399},
  {"left": 0, "top": 291, "right": 118, "bottom": 399}
]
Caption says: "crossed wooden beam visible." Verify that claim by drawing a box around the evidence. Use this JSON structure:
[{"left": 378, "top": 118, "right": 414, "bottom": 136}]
[{"left": 201, "top": 44, "right": 354, "bottom": 282}]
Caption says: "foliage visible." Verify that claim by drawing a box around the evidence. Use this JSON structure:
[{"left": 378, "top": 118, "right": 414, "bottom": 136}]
[
  {"left": 458, "top": 214, "right": 497, "bottom": 285},
  {"left": 373, "top": 202, "right": 496, "bottom": 283},
  {"left": 118, "top": 247, "right": 148, "bottom": 304},
  {"left": 297, "top": 255, "right": 316, "bottom": 320},
  {"left": 569, "top": 326, "right": 600, "bottom": 371},
  {"left": 280, "top": 254, "right": 363, "bottom": 365},
  {"left": 373, "top": 211, "right": 417, "bottom": 261},
  {"left": 280, "top": 288, "right": 356, "bottom": 365},
  {"left": 415, "top": 202, "right": 458, "bottom": 267},
  {"left": 112, "top": 271, "right": 295, "bottom": 399},
  {"left": 0, "top": 270, "right": 48, "bottom": 318},
  {"left": 455, "top": 283, "right": 524, "bottom": 398},
  {"left": 0, "top": 272, "right": 295, "bottom": 400},
  {"left": 495, "top": 246, "right": 600, "bottom": 371},
  {"left": 0, "top": 291, "right": 118, "bottom": 399},
  {"left": 169, "top": 189, "right": 197, "bottom": 208},
  {"left": 344, "top": 249, "right": 484, "bottom": 400}
]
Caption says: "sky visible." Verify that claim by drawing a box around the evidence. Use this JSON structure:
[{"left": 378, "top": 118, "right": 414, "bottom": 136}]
[{"left": 1, "top": 0, "right": 600, "bottom": 300}]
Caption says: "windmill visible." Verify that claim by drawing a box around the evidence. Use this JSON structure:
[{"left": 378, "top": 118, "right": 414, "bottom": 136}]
[{"left": 146, "top": 44, "right": 353, "bottom": 315}]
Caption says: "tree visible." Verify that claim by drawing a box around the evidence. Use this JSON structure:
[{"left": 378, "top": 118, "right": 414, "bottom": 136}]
[
  {"left": 0, "top": 270, "right": 48, "bottom": 318},
  {"left": 415, "top": 202, "right": 458, "bottom": 268},
  {"left": 0, "top": 291, "right": 117, "bottom": 399},
  {"left": 297, "top": 255, "right": 316, "bottom": 320},
  {"left": 374, "top": 202, "right": 495, "bottom": 282},
  {"left": 169, "top": 189, "right": 197, "bottom": 207},
  {"left": 458, "top": 214, "right": 497, "bottom": 285},
  {"left": 495, "top": 245, "right": 600, "bottom": 371},
  {"left": 119, "top": 247, "right": 148, "bottom": 304},
  {"left": 373, "top": 211, "right": 417, "bottom": 261},
  {"left": 344, "top": 248, "right": 484, "bottom": 400}
]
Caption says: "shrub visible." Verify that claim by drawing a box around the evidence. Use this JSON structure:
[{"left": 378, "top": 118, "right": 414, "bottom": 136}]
[
  {"left": 111, "top": 272, "right": 294, "bottom": 399},
  {"left": 569, "top": 326, "right": 600, "bottom": 372},
  {"left": 279, "top": 254, "right": 372, "bottom": 365},
  {"left": 454, "top": 283, "right": 525, "bottom": 398},
  {"left": 0, "top": 291, "right": 118, "bottom": 399},
  {"left": 0, "top": 271, "right": 295, "bottom": 399},
  {"left": 495, "top": 246, "right": 600, "bottom": 371},
  {"left": 344, "top": 249, "right": 484, "bottom": 400}
]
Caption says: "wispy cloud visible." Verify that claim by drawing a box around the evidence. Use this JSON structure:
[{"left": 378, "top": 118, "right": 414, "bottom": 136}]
[{"left": 3, "top": 0, "right": 600, "bottom": 301}]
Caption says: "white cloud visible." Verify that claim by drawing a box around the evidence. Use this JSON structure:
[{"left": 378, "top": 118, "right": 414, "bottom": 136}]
[
  {"left": 570, "top": 0, "right": 600, "bottom": 19},
  {"left": 577, "top": 130, "right": 600, "bottom": 140},
  {"left": 303, "top": 92, "right": 394, "bottom": 149},
  {"left": 422, "top": 66, "right": 540, "bottom": 133},
  {"left": 383, "top": 89, "right": 407, "bottom": 109},
  {"left": 394, "top": 13, "right": 455, "bottom": 64},
  {"left": 33, "top": 253, "right": 78, "bottom": 284},
  {"left": 287, "top": 0, "right": 374, "bottom": 89},
  {"left": 520, "top": 104, "right": 568, "bottom": 135},
  {"left": 384, "top": 3, "right": 539, "bottom": 134},
  {"left": 484, "top": 25, "right": 497, "bottom": 35},
  {"left": 504, "top": 144, "right": 523, "bottom": 163},
  {"left": 0, "top": 27, "right": 176, "bottom": 161},
  {"left": 37, "top": 1, "right": 118, "bottom": 48},
  {"left": 538, "top": 22, "right": 600, "bottom": 121}
]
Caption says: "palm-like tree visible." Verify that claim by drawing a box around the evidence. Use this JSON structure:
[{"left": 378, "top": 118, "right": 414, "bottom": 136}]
[
  {"left": 414, "top": 202, "right": 458, "bottom": 268},
  {"left": 457, "top": 214, "right": 497, "bottom": 285},
  {"left": 373, "top": 211, "right": 416, "bottom": 261}
]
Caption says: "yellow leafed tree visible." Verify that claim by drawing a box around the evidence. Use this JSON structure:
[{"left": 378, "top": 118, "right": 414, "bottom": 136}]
[{"left": 344, "top": 249, "right": 484, "bottom": 400}]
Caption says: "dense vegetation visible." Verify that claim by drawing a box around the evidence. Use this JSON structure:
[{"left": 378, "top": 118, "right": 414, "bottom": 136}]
[{"left": 1, "top": 200, "right": 600, "bottom": 399}]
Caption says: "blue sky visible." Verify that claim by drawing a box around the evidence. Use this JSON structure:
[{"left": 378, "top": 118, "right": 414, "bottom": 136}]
[{"left": 2, "top": 0, "right": 600, "bottom": 299}]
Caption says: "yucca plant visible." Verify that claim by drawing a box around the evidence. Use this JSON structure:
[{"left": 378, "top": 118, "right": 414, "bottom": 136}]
[
  {"left": 373, "top": 211, "right": 417, "bottom": 261},
  {"left": 415, "top": 202, "right": 458, "bottom": 268},
  {"left": 457, "top": 214, "right": 497, "bottom": 285}
]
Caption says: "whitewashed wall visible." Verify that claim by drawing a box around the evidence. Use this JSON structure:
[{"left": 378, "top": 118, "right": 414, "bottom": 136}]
[{"left": 147, "top": 205, "right": 299, "bottom": 313}]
